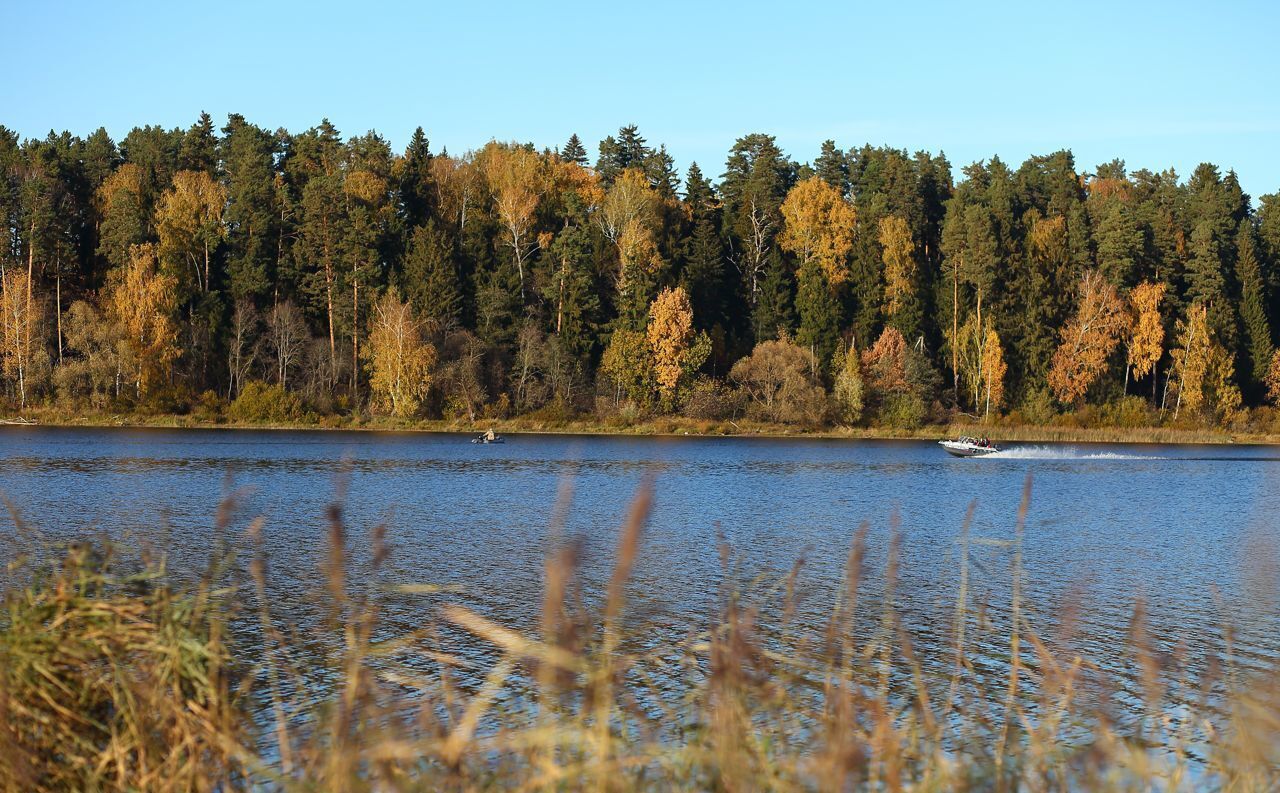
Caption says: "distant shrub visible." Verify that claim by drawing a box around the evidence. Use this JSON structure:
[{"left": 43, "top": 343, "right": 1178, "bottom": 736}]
[
  {"left": 525, "top": 398, "right": 575, "bottom": 424},
  {"left": 141, "top": 385, "right": 193, "bottom": 416},
  {"left": 1103, "top": 396, "right": 1156, "bottom": 428},
  {"left": 876, "top": 392, "right": 927, "bottom": 430},
  {"left": 730, "top": 337, "right": 827, "bottom": 426},
  {"left": 192, "top": 390, "right": 225, "bottom": 422},
  {"left": 228, "top": 381, "right": 303, "bottom": 423},
  {"left": 1017, "top": 387, "right": 1057, "bottom": 426},
  {"left": 682, "top": 377, "right": 743, "bottom": 421}
]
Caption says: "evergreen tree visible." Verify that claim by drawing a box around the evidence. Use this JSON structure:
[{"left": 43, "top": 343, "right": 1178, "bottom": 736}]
[
  {"left": 795, "top": 260, "right": 840, "bottom": 369},
  {"left": 400, "top": 126, "right": 434, "bottom": 228},
  {"left": 1185, "top": 165, "right": 1248, "bottom": 353},
  {"left": 813, "top": 140, "right": 848, "bottom": 196},
  {"left": 178, "top": 112, "right": 218, "bottom": 175},
  {"left": 596, "top": 125, "right": 652, "bottom": 186},
  {"left": 1236, "top": 221, "right": 1273, "bottom": 392},
  {"left": 1092, "top": 190, "right": 1141, "bottom": 287},
  {"left": 220, "top": 114, "right": 279, "bottom": 302},
  {"left": 560, "top": 134, "right": 588, "bottom": 166},
  {"left": 721, "top": 134, "right": 795, "bottom": 312},
  {"left": 542, "top": 222, "right": 600, "bottom": 362},
  {"left": 401, "top": 220, "right": 460, "bottom": 329},
  {"left": 751, "top": 251, "right": 794, "bottom": 342}
]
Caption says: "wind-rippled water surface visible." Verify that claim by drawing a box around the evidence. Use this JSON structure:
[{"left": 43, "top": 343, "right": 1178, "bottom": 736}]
[{"left": 2, "top": 426, "right": 1278, "bottom": 719}]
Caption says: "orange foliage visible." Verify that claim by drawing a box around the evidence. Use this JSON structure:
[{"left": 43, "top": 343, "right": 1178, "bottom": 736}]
[
  {"left": 1047, "top": 271, "right": 1127, "bottom": 404},
  {"left": 1087, "top": 177, "right": 1133, "bottom": 201},
  {"left": 647, "top": 287, "right": 697, "bottom": 397},
  {"left": 861, "top": 327, "right": 909, "bottom": 395},
  {"left": 108, "top": 243, "right": 180, "bottom": 397},
  {"left": 1126, "top": 281, "right": 1165, "bottom": 381}
]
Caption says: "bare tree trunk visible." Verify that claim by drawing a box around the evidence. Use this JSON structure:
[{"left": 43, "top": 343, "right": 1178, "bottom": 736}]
[
  {"left": 351, "top": 266, "right": 360, "bottom": 401},
  {"left": 951, "top": 259, "right": 959, "bottom": 396},
  {"left": 556, "top": 256, "right": 566, "bottom": 334},
  {"left": 322, "top": 214, "right": 336, "bottom": 387},
  {"left": 56, "top": 266, "right": 63, "bottom": 366}
]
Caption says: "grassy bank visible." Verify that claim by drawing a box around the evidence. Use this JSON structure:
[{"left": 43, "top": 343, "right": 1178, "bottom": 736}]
[
  {"left": 2, "top": 481, "right": 1278, "bottom": 791},
  {"left": 4, "top": 404, "right": 1278, "bottom": 446}
]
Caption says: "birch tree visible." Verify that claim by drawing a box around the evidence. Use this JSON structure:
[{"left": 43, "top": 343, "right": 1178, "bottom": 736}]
[
  {"left": 365, "top": 289, "right": 436, "bottom": 417},
  {"left": 1047, "top": 271, "right": 1126, "bottom": 404}
]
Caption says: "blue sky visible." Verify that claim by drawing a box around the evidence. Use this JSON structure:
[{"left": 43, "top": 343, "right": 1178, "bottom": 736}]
[{"left": 4, "top": 0, "right": 1279, "bottom": 198}]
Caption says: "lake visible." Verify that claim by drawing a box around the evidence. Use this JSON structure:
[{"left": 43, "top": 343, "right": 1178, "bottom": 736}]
[{"left": 2, "top": 426, "right": 1278, "bottom": 731}]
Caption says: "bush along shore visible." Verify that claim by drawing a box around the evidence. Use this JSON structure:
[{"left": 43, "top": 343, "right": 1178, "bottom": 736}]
[
  {"left": 5, "top": 400, "right": 1280, "bottom": 447},
  {"left": 5, "top": 120, "right": 1280, "bottom": 444},
  {"left": 2, "top": 479, "right": 1278, "bottom": 791}
]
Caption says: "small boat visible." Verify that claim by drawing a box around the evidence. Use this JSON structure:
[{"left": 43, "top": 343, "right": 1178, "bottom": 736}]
[
  {"left": 939, "top": 436, "right": 1001, "bottom": 457},
  {"left": 471, "top": 430, "right": 505, "bottom": 444}
]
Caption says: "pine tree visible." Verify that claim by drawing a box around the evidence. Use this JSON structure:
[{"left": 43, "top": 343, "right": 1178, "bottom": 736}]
[
  {"left": 1092, "top": 192, "right": 1141, "bottom": 287},
  {"left": 220, "top": 115, "right": 279, "bottom": 303},
  {"left": 560, "top": 134, "right": 588, "bottom": 166},
  {"left": 595, "top": 125, "right": 651, "bottom": 186},
  {"left": 682, "top": 216, "right": 724, "bottom": 330},
  {"left": 751, "top": 251, "right": 794, "bottom": 342},
  {"left": 542, "top": 222, "right": 600, "bottom": 362},
  {"left": 814, "top": 140, "right": 848, "bottom": 196},
  {"left": 178, "top": 112, "right": 218, "bottom": 175},
  {"left": 400, "top": 126, "right": 434, "bottom": 228},
  {"left": 794, "top": 260, "right": 840, "bottom": 370},
  {"left": 1236, "top": 221, "right": 1273, "bottom": 392},
  {"left": 401, "top": 220, "right": 460, "bottom": 329},
  {"left": 721, "top": 134, "right": 795, "bottom": 310}
]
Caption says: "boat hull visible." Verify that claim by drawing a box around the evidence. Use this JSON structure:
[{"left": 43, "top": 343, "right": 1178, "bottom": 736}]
[{"left": 939, "top": 441, "right": 999, "bottom": 457}]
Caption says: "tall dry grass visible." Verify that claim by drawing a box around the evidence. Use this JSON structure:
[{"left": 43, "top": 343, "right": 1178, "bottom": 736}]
[{"left": 1, "top": 475, "right": 1278, "bottom": 791}]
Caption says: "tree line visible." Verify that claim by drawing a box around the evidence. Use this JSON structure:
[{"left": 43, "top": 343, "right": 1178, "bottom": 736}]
[{"left": 3, "top": 113, "right": 1280, "bottom": 428}]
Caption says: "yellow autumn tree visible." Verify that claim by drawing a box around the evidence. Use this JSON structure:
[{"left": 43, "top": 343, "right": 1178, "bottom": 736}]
[
  {"left": 831, "top": 339, "right": 865, "bottom": 424},
  {"left": 879, "top": 215, "right": 916, "bottom": 318},
  {"left": 155, "top": 170, "right": 227, "bottom": 297},
  {"left": 1265, "top": 349, "right": 1280, "bottom": 406},
  {"left": 0, "top": 268, "right": 47, "bottom": 408},
  {"left": 646, "top": 286, "right": 710, "bottom": 409},
  {"left": 1124, "top": 280, "right": 1165, "bottom": 394},
  {"left": 107, "top": 243, "right": 180, "bottom": 398},
  {"left": 365, "top": 289, "right": 437, "bottom": 417},
  {"left": 953, "top": 314, "right": 1003, "bottom": 415},
  {"left": 1047, "top": 270, "right": 1127, "bottom": 404},
  {"left": 477, "top": 143, "right": 544, "bottom": 296},
  {"left": 430, "top": 154, "right": 482, "bottom": 230},
  {"left": 1171, "top": 303, "right": 1240, "bottom": 421},
  {"left": 981, "top": 327, "right": 1007, "bottom": 416},
  {"left": 598, "top": 168, "right": 663, "bottom": 288},
  {"left": 779, "top": 176, "right": 856, "bottom": 285}
]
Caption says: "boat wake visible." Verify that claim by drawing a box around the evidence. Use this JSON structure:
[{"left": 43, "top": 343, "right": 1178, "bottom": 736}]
[{"left": 983, "top": 445, "right": 1162, "bottom": 461}]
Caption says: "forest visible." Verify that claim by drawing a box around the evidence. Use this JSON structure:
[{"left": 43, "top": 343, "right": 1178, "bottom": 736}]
[{"left": 3, "top": 113, "right": 1280, "bottom": 431}]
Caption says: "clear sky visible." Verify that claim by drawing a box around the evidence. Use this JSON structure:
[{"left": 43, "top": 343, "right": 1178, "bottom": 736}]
[{"left": 4, "top": 0, "right": 1279, "bottom": 199}]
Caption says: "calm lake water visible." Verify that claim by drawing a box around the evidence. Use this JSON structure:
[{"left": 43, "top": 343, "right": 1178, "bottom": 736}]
[{"left": 2, "top": 426, "right": 1278, "bottom": 725}]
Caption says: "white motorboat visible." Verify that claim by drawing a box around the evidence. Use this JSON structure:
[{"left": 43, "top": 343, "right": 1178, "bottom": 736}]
[{"left": 939, "top": 436, "right": 1001, "bottom": 457}]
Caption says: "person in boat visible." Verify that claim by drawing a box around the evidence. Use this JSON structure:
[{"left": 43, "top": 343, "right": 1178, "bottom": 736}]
[{"left": 481, "top": 428, "right": 497, "bottom": 442}]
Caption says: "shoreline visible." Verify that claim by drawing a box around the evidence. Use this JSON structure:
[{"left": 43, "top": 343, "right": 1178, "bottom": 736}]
[{"left": 2, "top": 410, "right": 1277, "bottom": 447}]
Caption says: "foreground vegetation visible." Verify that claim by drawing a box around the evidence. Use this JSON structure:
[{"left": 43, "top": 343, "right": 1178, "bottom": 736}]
[
  {"left": 5, "top": 118, "right": 1280, "bottom": 438},
  {"left": 2, "top": 481, "right": 1278, "bottom": 791}
]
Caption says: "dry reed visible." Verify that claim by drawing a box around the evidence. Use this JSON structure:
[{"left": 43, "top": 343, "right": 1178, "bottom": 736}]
[{"left": 1, "top": 475, "right": 1278, "bottom": 791}]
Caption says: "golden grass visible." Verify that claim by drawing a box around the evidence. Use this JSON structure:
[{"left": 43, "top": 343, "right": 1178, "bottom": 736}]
[
  {"left": 11, "top": 403, "right": 1280, "bottom": 446},
  {"left": 2, "top": 478, "right": 1279, "bottom": 791}
]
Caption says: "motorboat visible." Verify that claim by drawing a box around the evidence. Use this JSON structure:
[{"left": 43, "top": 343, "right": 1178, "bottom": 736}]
[{"left": 939, "top": 436, "right": 1000, "bottom": 457}]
